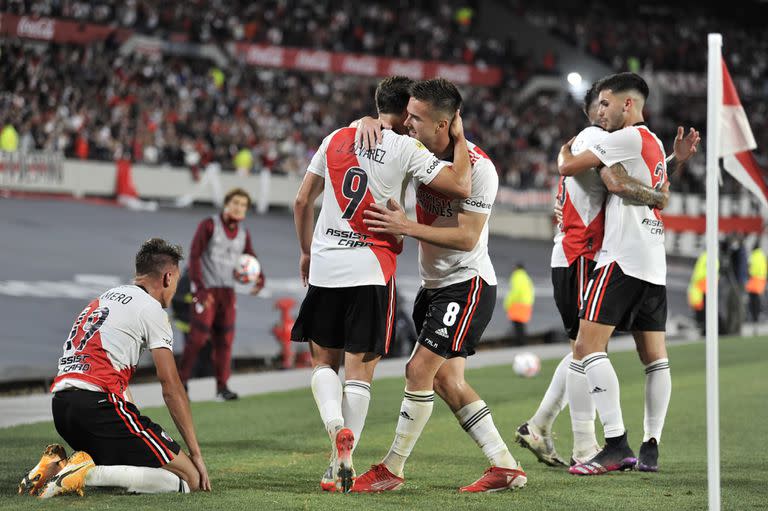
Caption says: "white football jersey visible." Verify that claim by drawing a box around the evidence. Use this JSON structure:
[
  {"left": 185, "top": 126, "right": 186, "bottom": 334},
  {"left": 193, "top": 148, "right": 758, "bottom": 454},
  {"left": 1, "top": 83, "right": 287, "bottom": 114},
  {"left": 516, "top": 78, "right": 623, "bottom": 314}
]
[
  {"left": 588, "top": 124, "right": 667, "bottom": 285},
  {"left": 551, "top": 126, "right": 608, "bottom": 268},
  {"left": 414, "top": 140, "right": 498, "bottom": 288},
  {"left": 51, "top": 285, "right": 174, "bottom": 398},
  {"left": 307, "top": 127, "right": 447, "bottom": 287}
]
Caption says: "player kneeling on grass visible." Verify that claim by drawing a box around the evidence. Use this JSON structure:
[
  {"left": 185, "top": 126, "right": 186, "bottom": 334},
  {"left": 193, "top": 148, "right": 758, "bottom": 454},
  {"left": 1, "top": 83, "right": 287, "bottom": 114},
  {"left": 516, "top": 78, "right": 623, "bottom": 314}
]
[{"left": 19, "top": 238, "right": 211, "bottom": 498}]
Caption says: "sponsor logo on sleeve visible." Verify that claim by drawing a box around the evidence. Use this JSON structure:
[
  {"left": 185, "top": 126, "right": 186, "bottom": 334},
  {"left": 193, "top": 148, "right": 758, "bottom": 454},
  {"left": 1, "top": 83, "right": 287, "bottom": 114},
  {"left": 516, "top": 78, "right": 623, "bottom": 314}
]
[
  {"left": 464, "top": 198, "right": 492, "bottom": 210},
  {"left": 426, "top": 158, "right": 440, "bottom": 174},
  {"left": 592, "top": 144, "right": 606, "bottom": 155}
]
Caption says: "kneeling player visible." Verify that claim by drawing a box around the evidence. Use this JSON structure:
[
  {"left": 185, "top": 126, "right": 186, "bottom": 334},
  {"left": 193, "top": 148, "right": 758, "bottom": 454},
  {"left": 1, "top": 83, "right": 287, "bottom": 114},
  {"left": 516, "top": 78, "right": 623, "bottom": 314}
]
[{"left": 19, "top": 239, "right": 210, "bottom": 497}]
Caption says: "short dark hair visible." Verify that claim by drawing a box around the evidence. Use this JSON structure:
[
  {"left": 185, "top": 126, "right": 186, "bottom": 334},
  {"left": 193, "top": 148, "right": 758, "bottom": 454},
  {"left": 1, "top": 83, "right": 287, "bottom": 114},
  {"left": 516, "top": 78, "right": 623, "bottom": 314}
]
[
  {"left": 583, "top": 79, "right": 603, "bottom": 116},
  {"left": 224, "top": 187, "right": 252, "bottom": 208},
  {"left": 409, "top": 78, "right": 462, "bottom": 119},
  {"left": 375, "top": 76, "right": 414, "bottom": 114},
  {"left": 135, "top": 238, "right": 184, "bottom": 276},
  {"left": 597, "top": 72, "right": 649, "bottom": 101}
]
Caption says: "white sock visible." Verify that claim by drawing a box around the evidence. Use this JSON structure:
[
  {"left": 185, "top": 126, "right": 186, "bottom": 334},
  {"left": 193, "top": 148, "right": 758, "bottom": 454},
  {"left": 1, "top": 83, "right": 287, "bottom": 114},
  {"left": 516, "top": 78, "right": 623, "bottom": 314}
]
[
  {"left": 456, "top": 400, "right": 518, "bottom": 469},
  {"left": 582, "top": 352, "right": 625, "bottom": 439},
  {"left": 531, "top": 352, "right": 571, "bottom": 435},
  {"left": 567, "top": 358, "right": 599, "bottom": 457},
  {"left": 644, "top": 358, "right": 671, "bottom": 442},
  {"left": 382, "top": 389, "right": 434, "bottom": 477},
  {"left": 85, "top": 466, "right": 189, "bottom": 493},
  {"left": 342, "top": 380, "right": 371, "bottom": 451},
  {"left": 311, "top": 365, "right": 344, "bottom": 439}
]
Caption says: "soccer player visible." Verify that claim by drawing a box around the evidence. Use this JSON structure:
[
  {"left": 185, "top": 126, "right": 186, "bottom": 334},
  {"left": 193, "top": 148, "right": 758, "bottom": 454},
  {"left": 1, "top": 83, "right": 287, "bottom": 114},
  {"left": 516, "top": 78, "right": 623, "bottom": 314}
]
[
  {"left": 178, "top": 188, "right": 265, "bottom": 401},
  {"left": 557, "top": 72, "right": 682, "bottom": 475},
  {"left": 292, "top": 76, "right": 472, "bottom": 492},
  {"left": 515, "top": 82, "right": 699, "bottom": 468},
  {"left": 19, "top": 238, "right": 210, "bottom": 498},
  {"left": 352, "top": 79, "right": 525, "bottom": 493}
]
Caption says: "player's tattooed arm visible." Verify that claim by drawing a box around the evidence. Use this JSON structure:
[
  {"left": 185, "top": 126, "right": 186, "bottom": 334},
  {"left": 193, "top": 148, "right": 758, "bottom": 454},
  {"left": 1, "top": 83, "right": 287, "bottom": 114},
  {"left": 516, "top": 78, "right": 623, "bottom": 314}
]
[{"left": 599, "top": 163, "right": 670, "bottom": 210}]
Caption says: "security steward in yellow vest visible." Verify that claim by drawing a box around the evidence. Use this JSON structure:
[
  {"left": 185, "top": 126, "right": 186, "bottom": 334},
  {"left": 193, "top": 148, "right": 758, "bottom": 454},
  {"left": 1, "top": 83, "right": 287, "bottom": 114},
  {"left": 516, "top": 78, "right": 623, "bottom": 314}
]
[
  {"left": 504, "top": 264, "right": 535, "bottom": 344},
  {"left": 746, "top": 243, "right": 767, "bottom": 324}
]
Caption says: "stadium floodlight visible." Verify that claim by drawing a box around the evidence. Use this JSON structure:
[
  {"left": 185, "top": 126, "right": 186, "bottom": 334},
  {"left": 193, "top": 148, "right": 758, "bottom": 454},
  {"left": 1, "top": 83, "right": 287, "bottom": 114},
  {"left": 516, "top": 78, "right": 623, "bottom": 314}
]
[{"left": 566, "top": 72, "right": 582, "bottom": 86}]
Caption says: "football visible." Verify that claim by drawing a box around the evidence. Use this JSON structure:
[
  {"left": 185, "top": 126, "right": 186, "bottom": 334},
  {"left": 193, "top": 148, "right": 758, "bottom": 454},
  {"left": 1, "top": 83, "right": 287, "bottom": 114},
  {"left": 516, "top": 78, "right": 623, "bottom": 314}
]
[
  {"left": 512, "top": 352, "right": 541, "bottom": 378},
  {"left": 234, "top": 254, "right": 261, "bottom": 284}
]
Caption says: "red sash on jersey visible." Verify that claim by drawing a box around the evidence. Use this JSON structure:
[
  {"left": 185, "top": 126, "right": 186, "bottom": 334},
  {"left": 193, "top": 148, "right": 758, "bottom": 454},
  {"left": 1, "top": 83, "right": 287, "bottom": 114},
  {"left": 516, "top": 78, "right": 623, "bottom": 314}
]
[{"left": 326, "top": 128, "right": 401, "bottom": 281}]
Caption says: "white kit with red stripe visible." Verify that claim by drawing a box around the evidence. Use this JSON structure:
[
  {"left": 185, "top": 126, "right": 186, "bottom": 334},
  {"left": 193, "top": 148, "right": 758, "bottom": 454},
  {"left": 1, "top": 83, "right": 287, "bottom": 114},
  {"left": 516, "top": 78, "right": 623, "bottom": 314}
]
[
  {"left": 551, "top": 125, "right": 609, "bottom": 268},
  {"left": 306, "top": 127, "right": 447, "bottom": 287},
  {"left": 414, "top": 140, "right": 498, "bottom": 289},
  {"left": 588, "top": 124, "right": 668, "bottom": 285},
  {"left": 50, "top": 285, "right": 175, "bottom": 399}
]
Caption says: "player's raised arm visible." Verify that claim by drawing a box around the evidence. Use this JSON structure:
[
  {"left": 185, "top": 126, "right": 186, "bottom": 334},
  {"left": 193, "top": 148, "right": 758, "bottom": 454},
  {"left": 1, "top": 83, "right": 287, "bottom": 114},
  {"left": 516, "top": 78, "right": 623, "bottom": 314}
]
[
  {"left": 425, "top": 110, "right": 471, "bottom": 198},
  {"left": 151, "top": 347, "right": 211, "bottom": 491},
  {"left": 557, "top": 137, "right": 603, "bottom": 176},
  {"left": 293, "top": 171, "right": 325, "bottom": 287},
  {"left": 354, "top": 116, "right": 385, "bottom": 150},
  {"left": 666, "top": 126, "right": 701, "bottom": 176}
]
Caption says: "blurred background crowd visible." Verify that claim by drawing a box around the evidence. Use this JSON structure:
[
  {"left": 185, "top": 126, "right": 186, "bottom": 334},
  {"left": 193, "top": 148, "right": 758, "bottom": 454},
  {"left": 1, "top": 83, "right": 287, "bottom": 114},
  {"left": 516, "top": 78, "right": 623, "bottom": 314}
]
[{"left": 0, "top": 0, "right": 766, "bottom": 195}]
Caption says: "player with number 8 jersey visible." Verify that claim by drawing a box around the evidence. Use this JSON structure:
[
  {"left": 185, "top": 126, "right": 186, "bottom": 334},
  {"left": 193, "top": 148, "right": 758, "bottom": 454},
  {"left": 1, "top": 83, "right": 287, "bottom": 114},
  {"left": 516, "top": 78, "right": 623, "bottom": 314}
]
[
  {"left": 352, "top": 79, "right": 525, "bottom": 494},
  {"left": 291, "top": 76, "right": 472, "bottom": 493}
]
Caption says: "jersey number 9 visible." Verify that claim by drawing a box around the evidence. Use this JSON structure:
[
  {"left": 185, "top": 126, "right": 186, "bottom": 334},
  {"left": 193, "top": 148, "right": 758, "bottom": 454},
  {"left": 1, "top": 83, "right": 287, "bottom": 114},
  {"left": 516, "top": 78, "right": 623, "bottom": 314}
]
[{"left": 341, "top": 166, "right": 369, "bottom": 219}]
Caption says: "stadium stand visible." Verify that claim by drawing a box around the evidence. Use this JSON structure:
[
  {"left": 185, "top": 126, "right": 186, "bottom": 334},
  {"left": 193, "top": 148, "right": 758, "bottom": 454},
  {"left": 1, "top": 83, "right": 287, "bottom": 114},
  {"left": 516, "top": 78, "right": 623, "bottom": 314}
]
[{"left": 0, "top": 0, "right": 765, "bottom": 197}]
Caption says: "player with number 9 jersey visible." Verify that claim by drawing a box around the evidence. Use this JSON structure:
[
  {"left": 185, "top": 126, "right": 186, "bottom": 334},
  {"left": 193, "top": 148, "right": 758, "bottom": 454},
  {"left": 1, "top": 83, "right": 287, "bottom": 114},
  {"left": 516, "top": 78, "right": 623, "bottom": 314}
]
[
  {"left": 292, "top": 123, "right": 471, "bottom": 356},
  {"left": 307, "top": 128, "right": 449, "bottom": 288}
]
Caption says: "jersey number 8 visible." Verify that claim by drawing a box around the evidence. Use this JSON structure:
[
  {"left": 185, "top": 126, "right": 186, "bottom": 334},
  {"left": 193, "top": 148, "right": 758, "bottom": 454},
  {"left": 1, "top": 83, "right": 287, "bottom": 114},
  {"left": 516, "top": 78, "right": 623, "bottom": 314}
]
[{"left": 443, "top": 302, "right": 461, "bottom": 326}]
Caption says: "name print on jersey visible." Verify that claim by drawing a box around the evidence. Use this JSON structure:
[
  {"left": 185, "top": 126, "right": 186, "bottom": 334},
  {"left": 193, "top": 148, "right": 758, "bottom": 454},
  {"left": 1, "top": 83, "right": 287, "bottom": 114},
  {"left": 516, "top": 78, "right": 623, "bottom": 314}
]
[{"left": 334, "top": 140, "right": 387, "bottom": 164}]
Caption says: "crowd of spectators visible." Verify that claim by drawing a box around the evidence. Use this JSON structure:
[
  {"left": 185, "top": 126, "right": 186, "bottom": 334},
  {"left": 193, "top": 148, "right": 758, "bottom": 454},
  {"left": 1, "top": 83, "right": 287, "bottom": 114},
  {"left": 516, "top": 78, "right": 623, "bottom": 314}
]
[
  {"left": 0, "top": 39, "right": 578, "bottom": 191},
  {"left": 1, "top": 0, "right": 507, "bottom": 67},
  {"left": 1, "top": 1, "right": 766, "bottom": 198},
  {"left": 525, "top": 1, "right": 768, "bottom": 80}
]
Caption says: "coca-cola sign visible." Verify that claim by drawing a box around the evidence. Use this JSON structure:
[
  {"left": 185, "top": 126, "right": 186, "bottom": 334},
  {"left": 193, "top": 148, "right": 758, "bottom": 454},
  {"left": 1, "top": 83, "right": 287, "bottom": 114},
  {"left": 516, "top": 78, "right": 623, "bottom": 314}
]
[
  {"left": 17, "top": 16, "right": 55, "bottom": 40},
  {"left": 0, "top": 13, "right": 132, "bottom": 44},
  {"left": 231, "top": 43, "right": 502, "bottom": 86}
]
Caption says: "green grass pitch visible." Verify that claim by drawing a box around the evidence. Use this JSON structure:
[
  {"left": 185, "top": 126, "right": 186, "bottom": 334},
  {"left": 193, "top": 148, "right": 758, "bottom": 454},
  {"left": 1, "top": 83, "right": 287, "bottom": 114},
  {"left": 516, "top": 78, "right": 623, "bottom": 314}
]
[{"left": 1, "top": 337, "right": 766, "bottom": 510}]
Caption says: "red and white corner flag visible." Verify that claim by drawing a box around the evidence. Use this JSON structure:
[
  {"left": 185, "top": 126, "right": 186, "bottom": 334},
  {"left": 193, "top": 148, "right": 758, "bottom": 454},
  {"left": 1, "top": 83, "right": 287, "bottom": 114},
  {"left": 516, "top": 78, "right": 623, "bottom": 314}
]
[{"left": 719, "top": 59, "right": 768, "bottom": 209}]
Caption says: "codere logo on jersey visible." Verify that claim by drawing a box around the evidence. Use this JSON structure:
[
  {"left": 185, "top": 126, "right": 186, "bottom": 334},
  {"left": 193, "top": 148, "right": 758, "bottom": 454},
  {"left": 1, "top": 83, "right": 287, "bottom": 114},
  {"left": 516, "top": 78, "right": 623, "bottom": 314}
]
[
  {"left": 464, "top": 198, "right": 492, "bottom": 210},
  {"left": 426, "top": 158, "right": 440, "bottom": 174}
]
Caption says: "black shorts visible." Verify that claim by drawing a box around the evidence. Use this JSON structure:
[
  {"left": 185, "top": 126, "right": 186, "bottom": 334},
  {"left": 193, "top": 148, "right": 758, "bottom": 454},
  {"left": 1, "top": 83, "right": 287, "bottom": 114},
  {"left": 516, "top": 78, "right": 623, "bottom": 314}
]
[
  {"left": 52, "top": 389, "right": 181, "bottom": 467},
  {"left": 412, "top": 276, "right": 496, "bottom": 358},
  {"left": 291, "top": 279, "right": 397, "bottom": 355},
  {"left": 552, "top": 256, "right": 597, "bottom": 339},
  {"left": 578, "top": 262, "right": 667, "bottom": 331}
]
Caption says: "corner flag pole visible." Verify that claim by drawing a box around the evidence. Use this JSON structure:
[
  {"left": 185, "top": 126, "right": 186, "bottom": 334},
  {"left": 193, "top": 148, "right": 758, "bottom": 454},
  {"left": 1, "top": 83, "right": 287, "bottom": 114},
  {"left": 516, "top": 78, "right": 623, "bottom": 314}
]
[{"left": 705, "top": 32, "right": 722, "bottom": 511}]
